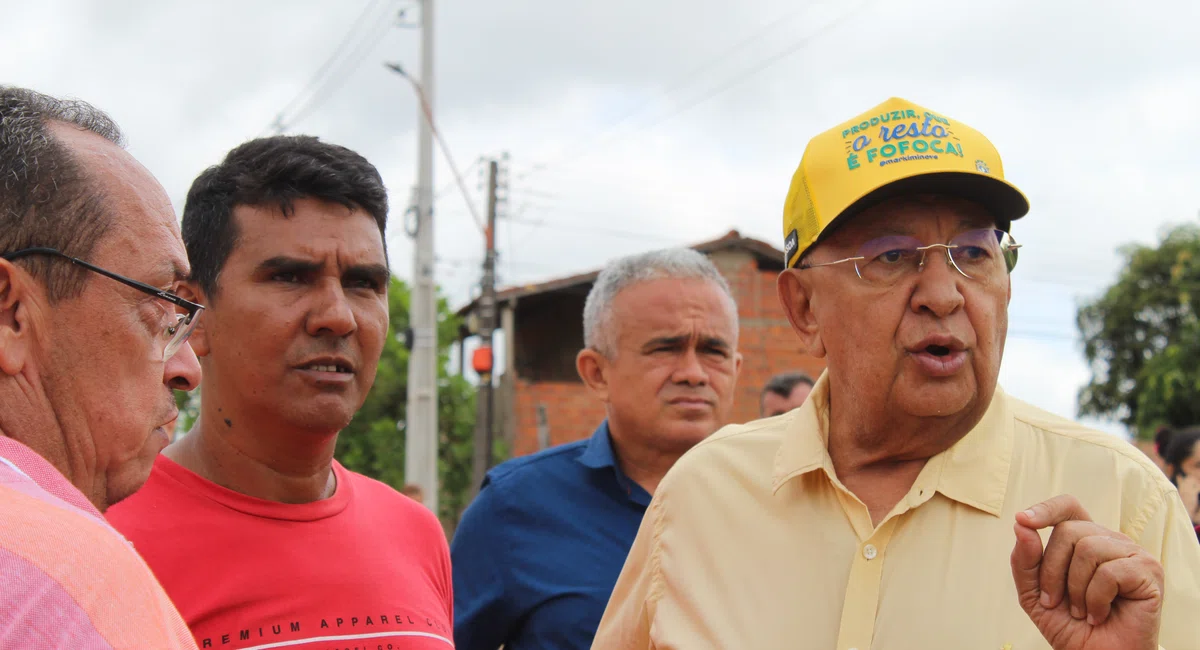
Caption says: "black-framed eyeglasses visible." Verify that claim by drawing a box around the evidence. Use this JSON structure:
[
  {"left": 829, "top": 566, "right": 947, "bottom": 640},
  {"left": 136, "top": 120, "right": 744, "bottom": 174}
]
[{"left": 1, "top": 247, "right": 204, "bottom": 361}]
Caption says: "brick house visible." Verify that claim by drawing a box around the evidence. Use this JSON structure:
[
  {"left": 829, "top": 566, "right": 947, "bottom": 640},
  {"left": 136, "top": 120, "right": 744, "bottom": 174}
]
[{"left": 456, "top": 230, "right": 827, "bottom": 458}]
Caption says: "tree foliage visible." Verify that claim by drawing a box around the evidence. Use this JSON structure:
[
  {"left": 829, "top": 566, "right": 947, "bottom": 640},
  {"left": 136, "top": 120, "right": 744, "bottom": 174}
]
[
  {"left": 174, "top": 276, "right": 488, "bottom": 528},
  {"left": 1078, "top": 223, "right": 1200, "bottom": 438},
  {"left": 336, "top": 276, "right": 485, "bottom": 528}
]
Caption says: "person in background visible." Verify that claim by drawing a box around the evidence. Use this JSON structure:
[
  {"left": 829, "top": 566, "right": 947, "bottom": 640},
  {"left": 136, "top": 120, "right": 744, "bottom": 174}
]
[
  {"left": 450, "top": 248, "right": 743, "bottom": 650},
  {"left": 759, "top": 371, "right": 815, "bottom": 417},
  {"left": 107, "top": 135, "right": 453, "bottom": 649},
  {"left": 0, "top": 85, "right": 201, "bottom": 648},
  {"left": 1155, "top": 426, "right": 1200, "bottom": 540},
  {"left": 403, "top": 483, "right": 426, "bottom": 505},
  {"left": 592, "top": 97, "right": 1200, "bottom": 650}
]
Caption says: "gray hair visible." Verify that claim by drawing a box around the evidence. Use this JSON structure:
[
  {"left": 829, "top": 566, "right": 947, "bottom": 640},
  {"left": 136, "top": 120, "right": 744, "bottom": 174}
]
[
  {"left": 583, "top": 247, "right": 737, "bottom": 356},
  {"left": 0, "top": 86, "right": 125, "bottom": 301}
]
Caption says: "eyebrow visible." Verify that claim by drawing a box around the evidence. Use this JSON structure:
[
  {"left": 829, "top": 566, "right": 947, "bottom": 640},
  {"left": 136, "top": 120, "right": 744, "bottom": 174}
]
[
  {"left": 861, "top": 224, "right": 913, "bottom": 238},
  {"left": 958, "top": 215, "right": 996, "bottom": 230},
  {"left": 148, "top": 259, "right": 189, "bottom": 288},
  {"left": 856, "top": 215, "right": 994, "bottom": 242},
  {"left": 641, "top": 335, "right": 732, "bottom": 352},
  {"left": 257, "top": 257, "right": 391, "bottom": 285},
  {"left": 345, "top": 263, "right": 391, "bottom": 287},
  {"left": 258, "top": 256, "right": 323, "bottom": 276}
]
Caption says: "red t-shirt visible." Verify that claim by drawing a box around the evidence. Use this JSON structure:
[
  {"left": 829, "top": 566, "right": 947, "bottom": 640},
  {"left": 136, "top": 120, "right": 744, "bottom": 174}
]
[{"left": 107, "top": 455, "right": 453, "bottom": 650}]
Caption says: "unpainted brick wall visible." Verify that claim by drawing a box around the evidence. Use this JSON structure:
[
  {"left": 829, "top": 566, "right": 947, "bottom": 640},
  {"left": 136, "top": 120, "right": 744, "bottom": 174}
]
[{"left": 507, "top": 249, "right": 825, "bottom": 457}]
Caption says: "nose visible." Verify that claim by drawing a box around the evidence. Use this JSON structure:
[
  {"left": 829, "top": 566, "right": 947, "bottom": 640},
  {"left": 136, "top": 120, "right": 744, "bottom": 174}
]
[
  {"left": 910, "top": 246, "right": 965, "bottom": 319},
  {"left": 671, "top": 348, "right": 710, "bottom": 387},
  {"left": 164, "top": 340, "right": 201, "bottom": 391},
  {"left": 306, "top": 280, "right": 357, "bottom": 338}
]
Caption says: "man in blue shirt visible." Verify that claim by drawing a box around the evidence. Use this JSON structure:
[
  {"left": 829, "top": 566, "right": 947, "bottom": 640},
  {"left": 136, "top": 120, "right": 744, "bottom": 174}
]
[{"left": 451, "top": 247, "right": 743, "bottom": 650}]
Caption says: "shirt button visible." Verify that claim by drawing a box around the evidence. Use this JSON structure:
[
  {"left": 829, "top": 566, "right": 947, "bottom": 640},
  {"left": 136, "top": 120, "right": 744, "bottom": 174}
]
[{"left": 863, "top": 544, "right": 878, "bottom": 560}]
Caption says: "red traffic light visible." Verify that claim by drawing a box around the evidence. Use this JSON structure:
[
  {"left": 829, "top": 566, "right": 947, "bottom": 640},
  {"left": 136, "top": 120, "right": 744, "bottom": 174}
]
[{"left": 472, "top": 346, "right": 494, "bottom": 374}]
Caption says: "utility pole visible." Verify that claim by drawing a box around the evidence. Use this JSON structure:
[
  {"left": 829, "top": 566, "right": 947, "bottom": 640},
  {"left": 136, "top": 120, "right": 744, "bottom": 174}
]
[
  {"left": 404, "top": 0, "right": 439, "bottom": 514},
  {"left": 469, "top": 159, "right": 500, "bottom": 498}
]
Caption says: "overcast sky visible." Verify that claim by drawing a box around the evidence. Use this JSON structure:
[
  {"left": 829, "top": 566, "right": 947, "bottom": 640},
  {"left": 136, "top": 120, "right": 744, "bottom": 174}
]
[{"left": 6, "top": 0, "right": 1198, "bottom": 436}]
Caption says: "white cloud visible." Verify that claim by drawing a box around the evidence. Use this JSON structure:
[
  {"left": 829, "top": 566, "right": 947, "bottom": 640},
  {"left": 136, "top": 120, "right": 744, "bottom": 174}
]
[{"left": 4, "top": 0, "right": 1195, "bottom": 434}]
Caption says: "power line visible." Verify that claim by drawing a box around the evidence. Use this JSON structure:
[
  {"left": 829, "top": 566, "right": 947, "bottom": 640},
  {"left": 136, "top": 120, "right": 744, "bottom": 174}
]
[
  {"left": 514, "top": 4, "right": 813, "bottom": 182},
  {"left": 289, "top": 18, "right": 394, "bottom": 127},
  {"left": 436, "top": 157, "right": 482, "bottom": 202},
  {"left": 385, "top": 63, "right": 486, "bottom": 232},
  {"left": 268, "top": 0, "right": 389, "bottom": 129},
  {"left": 263, "top": 0, "right": 400, "bottom": 135},
  {"left": 505, "top": 215, "right": 680, "bottom": 244},
  {"left": 516, "top": 0, "right": 875, "bottom": 181}
]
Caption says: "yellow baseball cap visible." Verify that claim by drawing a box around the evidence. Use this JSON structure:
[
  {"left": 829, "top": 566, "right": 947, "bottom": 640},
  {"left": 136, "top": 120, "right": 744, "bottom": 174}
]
[{"left": 781, "top": 97, "right": 1030, "bottom": 268}]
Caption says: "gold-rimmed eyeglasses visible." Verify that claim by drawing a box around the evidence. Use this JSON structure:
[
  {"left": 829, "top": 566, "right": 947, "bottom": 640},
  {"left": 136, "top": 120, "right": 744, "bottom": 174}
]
[{"left": 797, "top": 228, "right": 1021, "bottom": 287}]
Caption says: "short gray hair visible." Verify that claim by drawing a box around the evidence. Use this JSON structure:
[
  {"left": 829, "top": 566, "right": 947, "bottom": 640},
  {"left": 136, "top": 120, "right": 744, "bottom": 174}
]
[
  {"left": 0, "top": 86, "right": 125, "bottom": 301},
  {"left": 583, "top": 247, "right": 737, "bottom": 356}
]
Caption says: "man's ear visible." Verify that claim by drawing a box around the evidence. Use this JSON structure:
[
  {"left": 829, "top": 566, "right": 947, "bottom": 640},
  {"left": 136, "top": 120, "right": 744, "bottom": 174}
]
[
  {"left": 777, "top": 269, "right": 826, "bottom": 359},
  {"left": 177, "top": 281, "right": 212, "bottom": 358},
  {"left": 0, "top": 260, "right": 42, "bottom": 376},
  {"left": 576, "top": 348, "right": 612, "bottom": 402}
]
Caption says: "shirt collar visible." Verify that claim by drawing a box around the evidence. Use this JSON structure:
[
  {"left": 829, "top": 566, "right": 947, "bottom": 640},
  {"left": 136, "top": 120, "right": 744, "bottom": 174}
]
[
  {"left": 0, "top": 435, "right": 104, "bottom": 519},
  {"left": 773, "top": 373, "right": 1014, "bottom": 517},
  {"left": 773, "top": 372, "right": 835, "bottom": 491},
  {"left": 935, "top": 385, "right": 1013, "bottom": 516},
  {"left": 576, "top": 420, "right": 651, "bottom": 507}
]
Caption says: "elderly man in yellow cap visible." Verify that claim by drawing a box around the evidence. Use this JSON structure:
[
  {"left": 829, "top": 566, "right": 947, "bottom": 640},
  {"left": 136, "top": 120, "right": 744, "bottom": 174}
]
[{"left": 591, "top": 98, "right": 1200, "bottom": 649}]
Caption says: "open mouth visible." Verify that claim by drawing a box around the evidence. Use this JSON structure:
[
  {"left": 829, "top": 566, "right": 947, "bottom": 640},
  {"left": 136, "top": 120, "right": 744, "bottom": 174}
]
[
  {"left": 301, "top": 363, "right": 353, "bottom": 374},
  {"left": 925, "top": 344, "right": 952, "bottom": 357}
]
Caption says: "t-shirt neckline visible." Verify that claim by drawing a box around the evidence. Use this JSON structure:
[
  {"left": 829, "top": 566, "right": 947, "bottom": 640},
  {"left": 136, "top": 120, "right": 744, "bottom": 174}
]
[{"left": 154, "top": 454, "right": 353, "bottom": 522}]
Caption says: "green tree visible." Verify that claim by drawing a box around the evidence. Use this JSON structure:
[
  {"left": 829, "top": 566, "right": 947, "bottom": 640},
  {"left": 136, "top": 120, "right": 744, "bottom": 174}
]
[
  {"left": 173, "top": 276, "right": 491, "bottom": 528},
  {"left": 336, "top": 276, "right": 491, "bottom": 528},
  {"left": 174, "top": 386, "right": 200, "bottom": 434},
  {"left": 1078, "top": 223, "right": 1200, "bottom": 438}
]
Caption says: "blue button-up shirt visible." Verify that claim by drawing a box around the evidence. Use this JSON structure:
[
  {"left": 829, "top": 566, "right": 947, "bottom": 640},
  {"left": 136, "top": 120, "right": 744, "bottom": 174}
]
[{"left": 451, "top": 421, "right": 650, "bottom": 650}]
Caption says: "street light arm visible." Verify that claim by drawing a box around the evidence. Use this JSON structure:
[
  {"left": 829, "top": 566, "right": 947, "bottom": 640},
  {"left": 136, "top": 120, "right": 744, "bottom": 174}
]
[{"left": 385, "top": 61, "right": 486, "bottom": 233}]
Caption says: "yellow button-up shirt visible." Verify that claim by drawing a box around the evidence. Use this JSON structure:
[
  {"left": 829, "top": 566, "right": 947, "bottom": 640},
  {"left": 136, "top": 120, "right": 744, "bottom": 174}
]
[{"left": 592, "top": 376, "right": 1200, "bottom": 649}]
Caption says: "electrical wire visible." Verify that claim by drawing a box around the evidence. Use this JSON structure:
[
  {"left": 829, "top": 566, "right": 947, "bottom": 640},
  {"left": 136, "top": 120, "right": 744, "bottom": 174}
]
[
  {"left": 263, "top": 0, "right": 399, "bottom": 135},
  {"left": 517, "top": 0, "right": 876, "bottom": 181},
  {"left": 387, "top": 64, "right": 486, "bottom": 232},
  {"left": 513, "top": 3, "right": 814, "bottom": 182}
]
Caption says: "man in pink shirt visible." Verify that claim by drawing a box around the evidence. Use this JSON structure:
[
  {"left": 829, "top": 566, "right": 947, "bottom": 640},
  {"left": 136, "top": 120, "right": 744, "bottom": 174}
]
[{"left": 0, "top": 85, "right": 203, "bottom": 648}]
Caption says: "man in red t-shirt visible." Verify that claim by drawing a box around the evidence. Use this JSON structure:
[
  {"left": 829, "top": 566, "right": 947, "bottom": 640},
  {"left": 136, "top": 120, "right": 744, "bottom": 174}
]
[{"left": 107, "top": 136, "right": 453, "bottom": 649}]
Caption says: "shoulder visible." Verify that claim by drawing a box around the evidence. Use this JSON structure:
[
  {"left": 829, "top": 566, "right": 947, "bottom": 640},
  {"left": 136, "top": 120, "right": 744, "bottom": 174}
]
[
  {"left": 0, "top": 486, "right": 191, "bottom": 645},
  {"left": 655, "top": 415, "right": 790, "bottom": 500},
  {"left": 454, "top": 439, "right": 591, "bottom": 541},
  {"left": 105, "top": 458, "right": 192, "bottom": 535},
  {"left": 481, "top": 438, "right": 590, "bottom": 494},
  {"left": 1009, "top": 397, "right": 1168, "bottom": 481},
  {"left": 0, "top": 483, "right": 165, "bottom": 597},
  {"left": 676, "top": 415, "right": 788, "bottom": 472},
  {"left": 1002, "top": 394, "right": 1186, "bottom": 541},
  {"left": 342, "top": 469, "right": 445, "bottom": 538}
]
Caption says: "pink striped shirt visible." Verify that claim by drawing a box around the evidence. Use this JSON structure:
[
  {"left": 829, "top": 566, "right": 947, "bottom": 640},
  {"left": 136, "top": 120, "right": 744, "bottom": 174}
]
[{"left": 0, "top": 435, "right": 195, "bottom": 649}]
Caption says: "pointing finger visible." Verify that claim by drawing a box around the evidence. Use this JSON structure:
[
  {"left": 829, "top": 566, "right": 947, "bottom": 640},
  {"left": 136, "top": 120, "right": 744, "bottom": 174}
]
[{"left": 1016, "top": 494, "right": 1093, "bottom": 530}]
